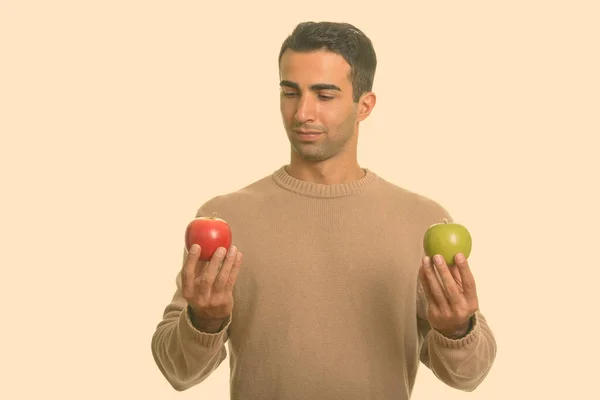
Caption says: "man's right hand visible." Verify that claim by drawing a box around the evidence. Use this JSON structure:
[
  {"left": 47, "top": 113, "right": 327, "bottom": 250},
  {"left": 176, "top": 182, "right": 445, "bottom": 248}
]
[{"left": 181, "top": 244, "right": 243, "bottom": 333}]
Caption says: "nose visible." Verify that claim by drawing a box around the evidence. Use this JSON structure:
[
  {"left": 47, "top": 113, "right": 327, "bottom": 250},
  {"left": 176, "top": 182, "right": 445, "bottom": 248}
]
[{"left": 294, "top": 94, "right": 317, "bottom": 123}]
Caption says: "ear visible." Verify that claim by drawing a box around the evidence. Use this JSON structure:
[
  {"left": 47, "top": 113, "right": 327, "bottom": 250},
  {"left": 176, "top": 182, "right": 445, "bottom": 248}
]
[{"left": 355, "top": 91, "right": 376, "bottom": 122}]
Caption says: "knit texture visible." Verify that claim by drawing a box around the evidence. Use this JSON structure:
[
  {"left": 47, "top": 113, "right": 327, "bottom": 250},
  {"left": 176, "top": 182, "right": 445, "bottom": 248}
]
[{"left": 151, "top": 165, "right": 497, "bottom": 399}]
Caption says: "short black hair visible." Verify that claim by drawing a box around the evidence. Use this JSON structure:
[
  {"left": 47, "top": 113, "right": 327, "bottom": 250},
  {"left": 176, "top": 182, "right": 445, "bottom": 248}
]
[{"left": 278, "top": 21, "right": 377, "bottom": 102}]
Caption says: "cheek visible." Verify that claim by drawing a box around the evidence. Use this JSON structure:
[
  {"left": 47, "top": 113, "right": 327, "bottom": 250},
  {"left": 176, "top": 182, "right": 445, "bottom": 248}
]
[
  {"left": 321, "top": 106, "right": 349, "bottom": 129},
  {"left": 280, "top": 102, "right": 296, "bottom": 122}
]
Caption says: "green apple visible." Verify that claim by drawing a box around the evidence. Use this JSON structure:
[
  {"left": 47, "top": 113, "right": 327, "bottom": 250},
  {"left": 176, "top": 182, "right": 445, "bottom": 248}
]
[{"left": 423, "top": 218, "right": 472, "bottom": 266}]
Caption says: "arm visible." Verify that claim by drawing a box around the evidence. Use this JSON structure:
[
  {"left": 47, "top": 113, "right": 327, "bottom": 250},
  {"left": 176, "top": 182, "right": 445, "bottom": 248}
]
[
  {"left": 151, "top": 200, "right": 241, "bottom": 391},
  {"left": 416, "top": 269, "right": 497, "bottom": 391},
  {"left": 150, "top": 266, "right": 231, "bottom": 391}
]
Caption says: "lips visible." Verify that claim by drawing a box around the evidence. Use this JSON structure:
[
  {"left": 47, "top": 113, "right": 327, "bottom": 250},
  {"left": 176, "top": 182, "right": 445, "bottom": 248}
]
[
  {"left": 295, "top": 131, "right": 323, "bottom": 141},
  {"left": 294, "top": 130, "right": 322, "bottom": 135}
]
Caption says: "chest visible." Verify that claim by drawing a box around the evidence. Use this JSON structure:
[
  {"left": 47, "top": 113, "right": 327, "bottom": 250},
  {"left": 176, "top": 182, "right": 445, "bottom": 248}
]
[{"left": 230, "top": 209, "right": 424, "bottom": 308}]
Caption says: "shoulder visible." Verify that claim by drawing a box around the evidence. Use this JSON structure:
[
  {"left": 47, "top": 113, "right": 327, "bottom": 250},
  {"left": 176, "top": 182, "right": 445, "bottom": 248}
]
[
  {"left": 369, "top": 172, "right": 453, "bottom": 223},
  {"left": 192, "top": 170, "right": 280, "bottom": 218}
]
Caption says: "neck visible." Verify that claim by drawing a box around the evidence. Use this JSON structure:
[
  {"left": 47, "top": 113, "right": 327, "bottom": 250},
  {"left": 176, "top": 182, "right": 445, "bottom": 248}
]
[{"left": 286, "top": 156, "right": 365, "bottom": 185}]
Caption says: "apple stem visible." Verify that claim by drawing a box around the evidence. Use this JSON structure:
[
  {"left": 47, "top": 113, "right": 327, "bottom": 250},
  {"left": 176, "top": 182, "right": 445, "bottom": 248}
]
[
  {"left": 211, "top": 212, "right": 218, "bottom": 219},
  {"left": 442, "top": 218, "right": 448, "bottom": 224}
]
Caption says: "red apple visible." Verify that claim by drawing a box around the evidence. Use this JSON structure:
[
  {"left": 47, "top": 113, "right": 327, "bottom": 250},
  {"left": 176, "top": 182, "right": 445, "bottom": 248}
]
[{"left": 185, "top": 212, "right": 232, "bottom": 261}]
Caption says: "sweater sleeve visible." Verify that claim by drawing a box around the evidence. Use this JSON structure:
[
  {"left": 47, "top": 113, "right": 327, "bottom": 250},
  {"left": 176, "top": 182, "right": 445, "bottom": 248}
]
[
  {"left": 416, "top": 278, "right": 497, "bottom": 391},
  {"left": 150, "top": 262, "right": 231, "bottom": 391},
  {"left": 151, "top": 199, "right": 233, "bottom": 390}
]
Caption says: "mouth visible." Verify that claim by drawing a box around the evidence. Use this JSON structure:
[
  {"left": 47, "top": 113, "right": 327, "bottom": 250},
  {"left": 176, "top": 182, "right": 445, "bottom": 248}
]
[{"left": 294, "top": 130, "right": 323, "bottom": 141}]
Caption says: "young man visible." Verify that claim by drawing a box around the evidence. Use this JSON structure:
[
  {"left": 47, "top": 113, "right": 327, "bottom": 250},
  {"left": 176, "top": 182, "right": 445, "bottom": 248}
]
[{"left": 151, "top": 21, "right": 497, "bottom": 399}]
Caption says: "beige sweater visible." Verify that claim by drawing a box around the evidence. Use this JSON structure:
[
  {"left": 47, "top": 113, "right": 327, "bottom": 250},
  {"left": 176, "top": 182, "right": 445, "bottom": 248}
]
[{"left": 151, "top": 165, "right": 497, "bottom": 399}]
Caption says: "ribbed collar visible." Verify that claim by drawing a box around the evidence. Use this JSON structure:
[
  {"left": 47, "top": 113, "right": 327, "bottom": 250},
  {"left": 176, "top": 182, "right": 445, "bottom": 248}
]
[{"left": 271, "top": 165, "right": 380, "bottom": 198}]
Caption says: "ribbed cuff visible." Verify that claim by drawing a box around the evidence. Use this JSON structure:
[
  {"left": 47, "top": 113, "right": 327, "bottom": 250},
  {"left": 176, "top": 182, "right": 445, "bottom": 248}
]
[
  {"left": 180, "top": 306, "right": 232, "bottom": 348},
  {"left": 431, "top": 313, "right": 480, "bottom": 348}
]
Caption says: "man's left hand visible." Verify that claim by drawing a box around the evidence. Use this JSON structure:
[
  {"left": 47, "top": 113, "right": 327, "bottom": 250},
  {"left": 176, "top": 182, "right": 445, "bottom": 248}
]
[{"left": 419, "top": 252, "right": 479, "bottom": 339}]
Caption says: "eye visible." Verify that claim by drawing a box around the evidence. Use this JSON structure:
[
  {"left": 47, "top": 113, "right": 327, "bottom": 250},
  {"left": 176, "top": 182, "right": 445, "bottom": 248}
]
[
  {"left": 318, "top": 94, "right": 334, "bottom": 101},
  {"left": 282, "top": 92, "right": 298, "bottom": 97}
]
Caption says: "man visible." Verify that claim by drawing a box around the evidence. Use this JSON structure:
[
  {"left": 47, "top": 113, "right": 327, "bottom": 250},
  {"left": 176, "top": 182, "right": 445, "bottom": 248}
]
[{"left": 151, "top": 21, "right": 497, "bottom": 399}]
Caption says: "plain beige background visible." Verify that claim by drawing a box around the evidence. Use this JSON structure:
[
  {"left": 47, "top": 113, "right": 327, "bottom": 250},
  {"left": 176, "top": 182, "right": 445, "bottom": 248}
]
[{"left": 1, "top": 1, "right": 598, "bottom": 399}]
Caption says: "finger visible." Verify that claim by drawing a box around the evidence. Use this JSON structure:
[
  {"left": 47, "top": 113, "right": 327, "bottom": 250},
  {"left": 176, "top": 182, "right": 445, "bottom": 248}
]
[
  {"left": 421, "top": 256, "right": 450, "bottom": 310},
  {"left": 448, "top": 263, "right": 463, "bottom": 286},
  {"left": 225, "top": 251, "right": 243, "bottom": 291},
  {"left": 432, "top": 254, "right": 463, "bottom": 304},
  {"left": 198, "top": 246, "right": 228, "bottom": 290},
  {"left": 419, "top": 265, "right": 439, "bottom": 310},
  {"left": 182, "top": 244, "right": 201, "bottom": 298},
  {"left": 213, "top": 245, "right": 238, "bottom": 292},
  {"left": 454, "top": 253, "right": 478, "bottom": 300}
]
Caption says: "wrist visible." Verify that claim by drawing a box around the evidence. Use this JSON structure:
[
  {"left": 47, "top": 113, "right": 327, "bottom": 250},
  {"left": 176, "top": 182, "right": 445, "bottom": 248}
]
[
  {"left": 188, "top": 306, "right": 229, "bottom": 333},
  {"left": 439, "top": 316, "right": 474, "bottom": 339}
]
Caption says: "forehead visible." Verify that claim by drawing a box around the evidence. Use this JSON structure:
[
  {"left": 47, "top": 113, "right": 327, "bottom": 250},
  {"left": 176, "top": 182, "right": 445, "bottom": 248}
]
[{"left": 279, "top": 49, "right": 352, "bottom": 87}]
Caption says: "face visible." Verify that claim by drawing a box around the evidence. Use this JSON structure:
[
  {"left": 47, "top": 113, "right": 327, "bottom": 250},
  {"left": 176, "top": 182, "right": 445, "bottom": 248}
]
[{"left": 279, "top": 49, "right": 375, "bottom": 163}]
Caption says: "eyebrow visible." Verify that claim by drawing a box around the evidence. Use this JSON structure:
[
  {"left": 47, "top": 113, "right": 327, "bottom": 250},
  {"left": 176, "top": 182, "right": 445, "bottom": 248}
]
[{"left": 279, "top": 80, "right": 342, "bottom": 92}]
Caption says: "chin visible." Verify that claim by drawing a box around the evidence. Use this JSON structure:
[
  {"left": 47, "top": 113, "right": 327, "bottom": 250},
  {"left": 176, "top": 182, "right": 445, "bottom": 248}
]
[{"left": 294, "top": 149, "right": 330, "bottom": 162}]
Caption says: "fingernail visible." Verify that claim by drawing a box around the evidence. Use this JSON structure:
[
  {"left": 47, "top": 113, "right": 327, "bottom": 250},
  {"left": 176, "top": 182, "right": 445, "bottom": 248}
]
[
  {"left": 433, "top": 255, "right": 443, "bottom": 265},
  {"left": 227, "top": 245, "right": 238, "bottom": 258},
  {"left": 190, "top": 244, "right": 199, "bottom": 254},
  {"left": 455, "top": 253, "right": 465, "bottom": 263},
  {"left": 216, "top": 247, "right": 227, "bottom": 257}
]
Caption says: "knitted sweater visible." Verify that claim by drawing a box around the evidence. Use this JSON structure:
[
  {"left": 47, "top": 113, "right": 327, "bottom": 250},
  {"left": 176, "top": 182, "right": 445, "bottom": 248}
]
[{"left": 151, "top": 165, "right": 497, "bottom": 399}]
